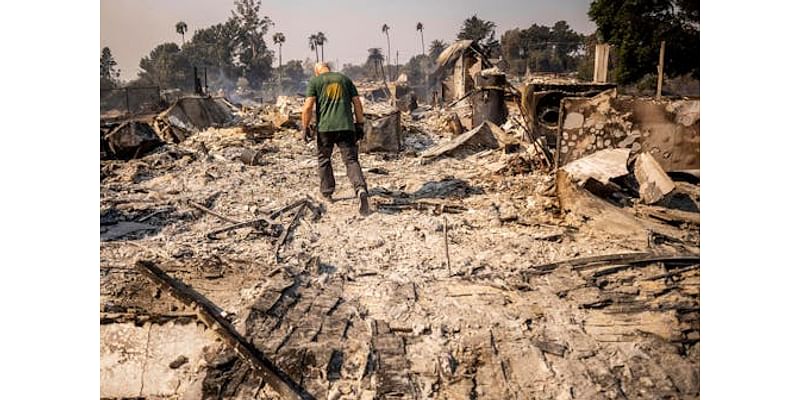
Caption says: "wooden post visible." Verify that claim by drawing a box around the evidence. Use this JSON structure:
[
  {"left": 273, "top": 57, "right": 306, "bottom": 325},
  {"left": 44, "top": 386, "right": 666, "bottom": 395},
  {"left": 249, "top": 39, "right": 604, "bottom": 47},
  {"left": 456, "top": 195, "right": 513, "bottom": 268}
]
[{"left": 656, "top": 40, "right": 665, "bottom": 99}]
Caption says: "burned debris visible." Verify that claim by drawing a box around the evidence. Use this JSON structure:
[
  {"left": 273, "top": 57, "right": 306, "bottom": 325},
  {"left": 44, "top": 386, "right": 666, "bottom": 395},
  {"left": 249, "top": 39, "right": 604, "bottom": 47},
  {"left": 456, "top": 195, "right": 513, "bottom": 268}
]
[{"left": 101, "top": 37, "right": 699, "bottom": 400}]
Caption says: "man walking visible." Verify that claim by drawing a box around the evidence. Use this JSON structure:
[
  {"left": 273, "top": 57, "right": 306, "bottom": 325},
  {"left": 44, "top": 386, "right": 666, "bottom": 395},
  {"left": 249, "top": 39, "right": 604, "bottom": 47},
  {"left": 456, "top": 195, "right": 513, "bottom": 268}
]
[{"left": 301, "top": 62, "right": 369, "bottom": 215}]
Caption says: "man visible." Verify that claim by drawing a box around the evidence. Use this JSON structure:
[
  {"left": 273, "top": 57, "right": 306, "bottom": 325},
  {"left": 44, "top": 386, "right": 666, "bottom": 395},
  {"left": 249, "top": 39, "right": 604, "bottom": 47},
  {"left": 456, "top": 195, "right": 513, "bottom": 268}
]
[{"left": 302, "top": 62, "right": 369, "bottom": 216}]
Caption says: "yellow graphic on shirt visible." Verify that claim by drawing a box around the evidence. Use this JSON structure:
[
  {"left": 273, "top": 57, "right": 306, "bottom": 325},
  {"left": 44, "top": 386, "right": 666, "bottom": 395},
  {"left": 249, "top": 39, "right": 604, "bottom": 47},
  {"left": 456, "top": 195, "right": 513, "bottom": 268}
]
[{"left": 324, "top": 82, "right": 344, "bottom": 101}]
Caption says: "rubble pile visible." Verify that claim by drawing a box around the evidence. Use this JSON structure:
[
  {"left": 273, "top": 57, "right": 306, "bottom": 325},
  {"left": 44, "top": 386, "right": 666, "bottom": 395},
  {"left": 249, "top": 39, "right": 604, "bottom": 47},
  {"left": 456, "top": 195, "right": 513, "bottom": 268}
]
[
  {"left": 101, "top": 95, "right": 240, "bottom": 160},
  {"left": 101, "top": 78, "right": 700, "bottom": 399}
]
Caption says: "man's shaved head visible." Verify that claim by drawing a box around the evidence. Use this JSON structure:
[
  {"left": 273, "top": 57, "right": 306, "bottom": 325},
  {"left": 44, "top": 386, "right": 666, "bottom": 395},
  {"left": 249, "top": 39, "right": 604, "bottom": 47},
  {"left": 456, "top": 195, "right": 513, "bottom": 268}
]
[{"left": 314, "top": 62, "right": 331, "bottom": 76}]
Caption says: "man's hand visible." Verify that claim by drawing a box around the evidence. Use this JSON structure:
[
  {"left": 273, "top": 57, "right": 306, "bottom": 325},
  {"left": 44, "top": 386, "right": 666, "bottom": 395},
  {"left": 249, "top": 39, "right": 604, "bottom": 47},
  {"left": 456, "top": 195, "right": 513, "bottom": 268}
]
[
  {"left": 304, "top": 124, "right": 315, "bottom": 143},
  {"left": 354, "top": 122, "right": 365, "bottom": 142}
]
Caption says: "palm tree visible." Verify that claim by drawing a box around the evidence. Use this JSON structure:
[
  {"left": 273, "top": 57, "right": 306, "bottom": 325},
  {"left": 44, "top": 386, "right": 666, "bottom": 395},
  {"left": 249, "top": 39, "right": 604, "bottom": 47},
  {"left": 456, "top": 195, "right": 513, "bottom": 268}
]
[
  {"left": 272, "top": 32, "right": 286, "bottom": 68},
  {"left": 175, "top": 21, "right": 188, "bottom": 46},
  {"left": 367, "top": 48, "right": 385, "bottom": 81},
  {"left": 416, "top": 22, "right": 425, "bottom": 56},
  {"left": 428, "top": 39, "right": 447, "bottom": 60},
  {"left": 381, "top": 24, "right": 391, "bottom": 79},
  {"left": 308, "top": 34, "right": 319, "bottom": 62},
  {"left": 315, "top": 32, "right": 328, "bottom": 62}
]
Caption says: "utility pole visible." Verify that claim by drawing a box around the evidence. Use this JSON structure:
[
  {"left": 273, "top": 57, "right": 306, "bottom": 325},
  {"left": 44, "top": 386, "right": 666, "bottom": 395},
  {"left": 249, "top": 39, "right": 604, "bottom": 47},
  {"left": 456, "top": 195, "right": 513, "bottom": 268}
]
[
  {"left": 656, "top": 40, "right": 665, "bottom": 99},
  {"left": 396, "top": 50, "right": 399, "bottom": 81}
]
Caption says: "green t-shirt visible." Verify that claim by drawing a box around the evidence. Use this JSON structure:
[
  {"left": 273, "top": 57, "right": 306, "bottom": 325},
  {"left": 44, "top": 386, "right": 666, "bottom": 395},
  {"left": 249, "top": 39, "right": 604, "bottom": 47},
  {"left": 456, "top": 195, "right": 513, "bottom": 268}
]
[{"left": 305, "top": 72, "right": 359, "bottom": 132}]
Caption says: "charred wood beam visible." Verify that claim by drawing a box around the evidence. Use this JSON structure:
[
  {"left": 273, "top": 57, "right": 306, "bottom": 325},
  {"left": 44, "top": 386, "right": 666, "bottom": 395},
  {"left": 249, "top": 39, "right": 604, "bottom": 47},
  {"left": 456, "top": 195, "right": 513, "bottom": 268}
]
[
  {"left": 644, "top": 264, "right": 700, "bottom": 281},
  {"left": 134, "top": 259, "right": 315, "bottom": 400},
  {"left": 187, "top": 200, "right": 241, "bottom": 224},
  {"left": 524, "top": 252, "right": 700, "bottom": 278},
  {"left": 206, "top": 218, "right": 283, "bottom": 240},
  {"left": 275, "top": 202, "right": 308, "bottom": 263},
  {"left": 376, "top": 200, "right": 467, "bottom": 214}
]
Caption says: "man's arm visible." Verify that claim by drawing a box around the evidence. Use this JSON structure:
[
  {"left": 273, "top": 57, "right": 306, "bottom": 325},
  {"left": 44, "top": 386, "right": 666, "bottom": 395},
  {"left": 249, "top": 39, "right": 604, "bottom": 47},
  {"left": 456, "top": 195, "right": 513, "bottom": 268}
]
[
  {"left": 352, "top": 96, "right": 365, "bottom": 124},
  {"left": 301, "top": 97, "right": 315, "bottom": 129}
]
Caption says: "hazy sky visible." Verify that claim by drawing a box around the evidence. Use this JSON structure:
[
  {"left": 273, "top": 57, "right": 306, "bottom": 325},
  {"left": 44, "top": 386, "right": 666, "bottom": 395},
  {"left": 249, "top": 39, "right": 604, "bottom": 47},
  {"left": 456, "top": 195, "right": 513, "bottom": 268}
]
[{"left": 101, "top": 0, "right": 595, "bottom": 81}]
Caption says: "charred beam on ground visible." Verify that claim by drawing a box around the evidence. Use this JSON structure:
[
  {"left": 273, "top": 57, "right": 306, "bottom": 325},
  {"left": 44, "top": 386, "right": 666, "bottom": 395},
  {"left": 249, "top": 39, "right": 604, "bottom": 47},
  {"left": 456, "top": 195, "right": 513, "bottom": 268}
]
[{"left": 524, "top": 252, "right": 700, "bottom": 277}]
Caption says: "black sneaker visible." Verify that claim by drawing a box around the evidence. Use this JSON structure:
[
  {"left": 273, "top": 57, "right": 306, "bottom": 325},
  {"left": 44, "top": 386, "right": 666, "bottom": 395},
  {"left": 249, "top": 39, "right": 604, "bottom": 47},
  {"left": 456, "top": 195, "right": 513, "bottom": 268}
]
[{"left": 357, "top": 189, "right": 370, "bottom": 216}]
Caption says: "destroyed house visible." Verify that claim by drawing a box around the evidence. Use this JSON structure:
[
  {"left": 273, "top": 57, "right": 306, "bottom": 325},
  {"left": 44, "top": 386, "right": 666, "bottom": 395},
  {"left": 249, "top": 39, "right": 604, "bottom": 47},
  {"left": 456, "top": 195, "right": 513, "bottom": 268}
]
[{"left": 431, "top": 40, "right": 493, "bottom": 103}]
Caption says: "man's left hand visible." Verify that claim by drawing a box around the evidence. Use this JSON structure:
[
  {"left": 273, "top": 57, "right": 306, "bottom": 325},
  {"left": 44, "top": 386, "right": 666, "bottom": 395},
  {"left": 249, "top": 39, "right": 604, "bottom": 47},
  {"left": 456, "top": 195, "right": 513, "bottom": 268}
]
[
  {"left": 355, "top": 122, "right": 365, "bottom": 142},
  {"left": 304, "top": 126, "right": 315, "bottom": 143}
]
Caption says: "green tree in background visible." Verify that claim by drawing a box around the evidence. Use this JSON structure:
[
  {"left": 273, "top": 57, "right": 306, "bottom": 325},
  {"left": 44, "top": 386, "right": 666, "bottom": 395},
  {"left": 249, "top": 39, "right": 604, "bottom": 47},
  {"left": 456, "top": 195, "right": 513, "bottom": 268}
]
[
  {"left": 138, "top": 43, "right": 192, "bottom": 88},
  {"left": 132, "top": 0, "right": 281, "bottom": 92},
  {"left": 281, "top": 60, "right": 306, "bottom": 83},
  {"left": 428, "top": 39, "right": 447, "bottom": 60},
  {"left": 100, "top": 47, "right": 121, "bottom": 89},
  {"left": 175, "top": 21, "right": 188, "bottom": 45},
  {"left": 181, "top": 20, "right": 240, "bottom": 89},
  {"left": 588, "top": 0, "right": 699, "bottom": 84},
  {"left": 230, "top": 0, "right": 274, "bottom": 89},
  {"left": 457, "top": 15, "right": 500, "bottom": 56},
  {"left": 500, "top": 20, "right": 585, "bottom": 75}
]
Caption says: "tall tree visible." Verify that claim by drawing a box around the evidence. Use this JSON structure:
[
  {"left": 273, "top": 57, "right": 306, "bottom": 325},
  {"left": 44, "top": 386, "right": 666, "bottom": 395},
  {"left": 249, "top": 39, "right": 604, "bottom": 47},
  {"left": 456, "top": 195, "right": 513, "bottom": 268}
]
[
  {"left": 175, "top": 21, "right": 188, "bottom": 45},
  {"left": 100, "top": 47, "right": 120, "bottom": 88},
  {"left": 416, "top": 22, "right": 425, "bottom": 56},
  {"left": 457, "top": 15, "right": 500, "bottom": 56},
  {"left": 308, "top": 34, "right": 319, "bottom": 62},
  {"left": 315, "top": 32, "right": 328, "bottom": 62},
  {"left": 272, "top": 32, "right": 285, "bottom": 68},
  {"left": 428, "top": 39, "right": 447, "bottom": 60},
  {"left": 181, "top": 19, "right": 240, "bottom": 88},
  {"left": 589, "top": 0, "right": 699, "bottom": 84},
  {"left": 381, "top": 24, "right": 391, "bottom": 79},
  {"left": 500, "top": 21, "right": 585, "bottom": 75},
  {"left": 281, "top": 60, "right": 306, "bottom": 82},
  {"left": 230, "top": 0, "right": 274, "bottom": 88},
  {"left": 138, "top": 42, "right": 193, "bottom": 89}
]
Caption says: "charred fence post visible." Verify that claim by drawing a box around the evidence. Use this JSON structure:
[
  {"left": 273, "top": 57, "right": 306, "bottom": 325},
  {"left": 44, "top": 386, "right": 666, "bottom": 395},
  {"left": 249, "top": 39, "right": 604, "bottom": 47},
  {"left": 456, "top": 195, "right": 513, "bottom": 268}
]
[{"left": 471, "top": 71, "right": 508, "bottom": 127}]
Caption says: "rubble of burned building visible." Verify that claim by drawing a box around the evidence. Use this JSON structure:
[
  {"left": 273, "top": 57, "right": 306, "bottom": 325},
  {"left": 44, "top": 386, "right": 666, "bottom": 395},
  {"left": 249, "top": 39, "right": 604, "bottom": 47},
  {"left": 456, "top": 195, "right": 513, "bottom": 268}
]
[{"left": 100, "top": 40, "right": 699, "bottom": 400}]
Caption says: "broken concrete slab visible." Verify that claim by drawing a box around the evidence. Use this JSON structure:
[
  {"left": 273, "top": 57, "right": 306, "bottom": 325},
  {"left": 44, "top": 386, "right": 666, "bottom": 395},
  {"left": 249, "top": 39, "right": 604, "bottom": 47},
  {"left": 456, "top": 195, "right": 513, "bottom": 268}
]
[
  {"left": 556, "top": 169, "right": 650, "bottom": 244},
  {"left": 420, "top": 121, "right": 516, "bottom": 162},
  {"left": 635, "top": 151, "right": 676, "bottom": 204},
  {"left": 557, "top": 90, "right": 699, "bottom": 171},
  {"left": 562, "top": 148, "right": 631, "bottom": 186}
]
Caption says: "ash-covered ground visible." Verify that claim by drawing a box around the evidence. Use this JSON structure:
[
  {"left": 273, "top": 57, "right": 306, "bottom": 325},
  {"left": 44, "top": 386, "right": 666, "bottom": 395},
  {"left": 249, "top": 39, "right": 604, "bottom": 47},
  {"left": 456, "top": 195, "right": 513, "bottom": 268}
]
[{"left": 101, "top": 98, "right": 699, "bottom": 400}]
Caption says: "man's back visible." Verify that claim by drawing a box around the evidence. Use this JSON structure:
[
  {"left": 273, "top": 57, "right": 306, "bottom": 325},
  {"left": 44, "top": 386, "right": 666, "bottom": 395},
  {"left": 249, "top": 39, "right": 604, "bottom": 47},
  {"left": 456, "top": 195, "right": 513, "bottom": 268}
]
[{"left": 306, "top": 72, "right": 358, "bottom": 132}]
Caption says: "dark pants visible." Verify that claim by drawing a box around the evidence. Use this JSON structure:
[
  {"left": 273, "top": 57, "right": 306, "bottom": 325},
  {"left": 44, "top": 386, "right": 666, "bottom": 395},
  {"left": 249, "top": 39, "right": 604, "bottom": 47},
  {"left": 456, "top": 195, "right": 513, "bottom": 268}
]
[{"left": 316, "top": 130, "right": 367, "bottom": 196}]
